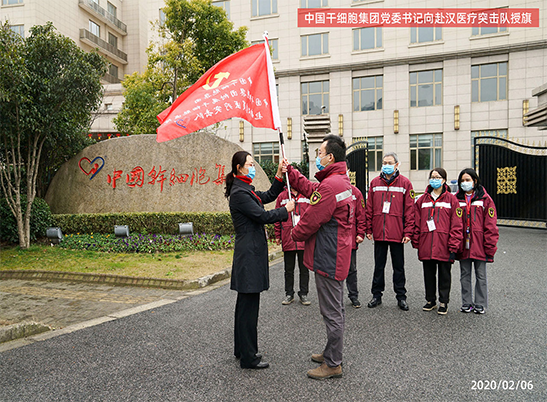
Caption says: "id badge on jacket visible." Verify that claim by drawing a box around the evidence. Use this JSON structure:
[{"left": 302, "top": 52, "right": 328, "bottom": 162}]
[
  {"left": 427, "top": 218, "right": 436, "bottom": 232},
  {"left": 293, "top": 214, "right": 300, "bottom": 226},
  {"left": 382, "top": 201, "right": 391, "bottom": 214}
]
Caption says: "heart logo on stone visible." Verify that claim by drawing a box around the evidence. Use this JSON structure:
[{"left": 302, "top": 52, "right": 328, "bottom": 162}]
[{"left": 79, "top": 156, "right": 105, "bottom": 180}]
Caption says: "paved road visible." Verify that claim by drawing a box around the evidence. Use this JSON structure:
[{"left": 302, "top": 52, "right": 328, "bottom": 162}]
[{"left": 0, "top": 226, "right": 546, "bottom": 401}]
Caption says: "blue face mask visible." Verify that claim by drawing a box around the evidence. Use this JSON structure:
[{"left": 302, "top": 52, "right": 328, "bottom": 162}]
[
  {"left": 461, "top": 181, "right": 474, "bottom": 192},
  {"left": 429, "top": 178, "right": 443, "bottom": 189},
  {"left": 381, "top": 164, "right": 395, "bottom": 175},
  {"left": 246, "top": 166, "right": 256, "bottom": 180},
  {"left": 316, "top": 155, "right": 326, "bottom": 171}
]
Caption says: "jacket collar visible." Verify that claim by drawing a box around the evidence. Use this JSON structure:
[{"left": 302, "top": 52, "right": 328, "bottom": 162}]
[
  {"left": 315, "top": 161, "right": 347, "bottom": 182},
  {"left": 380, "top": 170, "right": 400, "bottom": 185},
  {"left": 426, "top": 183, "right": 449, "bottom": 199},
  {"left": 235, "top": 175, "right": 252, "bottom": 185}
]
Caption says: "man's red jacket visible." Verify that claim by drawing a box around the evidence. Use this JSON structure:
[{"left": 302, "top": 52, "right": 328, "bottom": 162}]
[{"left": 288, "top": 162, "right": 354, "bottom": 281}]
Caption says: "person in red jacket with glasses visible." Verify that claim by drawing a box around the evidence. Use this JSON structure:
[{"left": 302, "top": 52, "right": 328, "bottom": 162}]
[
  {"left": 412, "top": 168, "right": 463, "bottom": 315},
  {"left": 284, "top": 134, "right": 354, "bottom": 380},
  {"left": 274, "top": 181, "right": 311, "bottom": 306},
  {"left": 365, "top": 152, "right": 415, "bottom": 311},
  {"left": 455, "top": 168, "right": 499, "bottom": 315}
]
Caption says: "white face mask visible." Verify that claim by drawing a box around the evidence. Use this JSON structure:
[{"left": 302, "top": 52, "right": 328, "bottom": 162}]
[{"left": 461, "top": 182, "right": 474, "bottom": 192}]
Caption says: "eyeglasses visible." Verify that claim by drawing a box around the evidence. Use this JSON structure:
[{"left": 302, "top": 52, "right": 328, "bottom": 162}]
[{"left": 430, "top": 175, "right": 443, "bottom": 179}]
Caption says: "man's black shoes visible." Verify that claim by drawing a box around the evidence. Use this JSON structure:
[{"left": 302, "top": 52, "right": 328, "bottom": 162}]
[
  {"left": 397, "top": 299, "right": 409, "bottom": 311},
  {"left": 247, "top": 362, "right": 269, "bottom": 369},
  {"left": 367, "top": 298, "right": 382, "bottom": 308}
]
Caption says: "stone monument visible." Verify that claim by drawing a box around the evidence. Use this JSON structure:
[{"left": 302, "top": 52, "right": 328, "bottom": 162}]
[{"left": 45, "top": 133, "right": 273, "bottom": 214}]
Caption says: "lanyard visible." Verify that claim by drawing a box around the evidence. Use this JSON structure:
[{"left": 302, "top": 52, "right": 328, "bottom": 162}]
[
  {"left": 428, "top": 191, "right": 443, "bottom": 219},
  {"left": 464, "top": 194, "right": 474, "bottom": 233}
]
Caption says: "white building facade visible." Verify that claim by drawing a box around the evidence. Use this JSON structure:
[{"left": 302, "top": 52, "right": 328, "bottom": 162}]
[{"left": 2, "top": 0, "right": 546, "bottom": 189}]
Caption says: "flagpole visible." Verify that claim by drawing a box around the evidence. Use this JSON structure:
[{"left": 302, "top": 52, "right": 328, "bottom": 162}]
[{"left": 278, "top": 128, "right": 296, "bottom": 227}]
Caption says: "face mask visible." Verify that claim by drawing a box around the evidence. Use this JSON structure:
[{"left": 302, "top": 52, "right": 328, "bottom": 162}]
[
  {"left": 429, "top": 179, "right": 442, "bottom": 189},
  {"left": 245, "top": 166, "right": 256, "bottom": 180},
  {"left": 461, "top": 181, "right": 474, "bottom": 192},
  {"left": 381, "top": 164, "right": 395, "bottom": 175},
  {"left": 316, "top": 155, "right": 327, "bottom": 171}
]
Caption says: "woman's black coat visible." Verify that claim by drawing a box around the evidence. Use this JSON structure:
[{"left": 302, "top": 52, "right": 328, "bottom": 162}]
[{"left": 229, "top": 177, "right": 288, "bottom": 293}]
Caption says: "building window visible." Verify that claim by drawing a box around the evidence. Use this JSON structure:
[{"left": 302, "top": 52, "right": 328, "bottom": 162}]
[
  {"left": 366, "top": 137, "right": 384, "bottom": 171},
  {"left": 472, "top": 62, "right": 507, "bottom": 102},
  {"left": 252, "top": 38, "right": 278, "bottom": 60},
  {"left": 302, "top": 80, "right": 329, "bottom": 115},
  {"left": 472, "top": 26, "right": 507, "bottom": 36},
  {"left": 301, "top": 33, "right": 328, "bottom": 57},
  {"left": 9, "top": 25, "right": 24, "bottom": 37},
  {"left": 89, "top": 20, "right": 100, "bottom": 37},
  {"left": 109, "top": 64, "right": 118, "bottom": 79},
  {"left": 353, "top": 27, "right": 382, "bottom": 51},
  {"left": 213, "top": 1, "right": 230, "bottom": 19},
  {"left": 105, "top": 103, "right": 113, "bottom": 111},
  {"left": 410, "top": 27, "right": 442, "bottom": 44},
  {"left": 108, "top": 32, "right": 118, "bottom": 48},
  {"left": 159, "top": 9, "right": 166, "bottom": 26},
  {"left": 353, "top": 137, "right": 384, "bottom": 171},
  {"left": 410, "top": 69, "right": 442, "bottom": 107},
  {"left": 2, "top": 0, "right": 24, "bottom": 4},
  {"left": 253, "top": 142, "right": 279, "bottom": 163},
  {"left": 410, "top": 134, "right": 443, "bottom": 170},
  {"left": 107, "top": 1, "right": 116, "bottom": 18},
  {"left": 300, "top": 0, "right": 327, "bottom": 7},
  {"left": 353, "top": 75, "right": 383, "bottom": 111},
  {"left": 252, "top": 0, "right": 277, "bottom": 17}
]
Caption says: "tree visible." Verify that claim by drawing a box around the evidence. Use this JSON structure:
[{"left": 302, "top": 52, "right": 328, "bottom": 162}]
[
  {"left": 114, "top": 0, "right": 248, "bottom": 134},
  {"left": 0, "top": 22, "right": 107, "bottom": 248}
]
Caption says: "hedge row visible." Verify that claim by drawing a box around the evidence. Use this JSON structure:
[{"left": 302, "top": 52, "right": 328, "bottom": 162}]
[
  {"left": 52, "top": 212, "right": 276, "bottom": 238},
  {"left": 52, "top": 212, "right": 235, "bottom": 236}
]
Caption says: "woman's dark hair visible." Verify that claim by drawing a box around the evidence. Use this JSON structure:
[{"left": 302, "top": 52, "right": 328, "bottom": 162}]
[
  {"left": 429, "top": 167, "right": 447, "bottom": 181},
  {"left": 322, "top": 134, "right": 346, "bottom": 162},
  {"left": 224, "top": 151, "right": 251, "bottom": 198},
  {"left": 456, "top": 168, "right": 481, "bottom": 198}
]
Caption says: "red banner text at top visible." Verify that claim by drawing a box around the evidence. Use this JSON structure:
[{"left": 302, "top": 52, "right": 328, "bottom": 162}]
[{"left": 297, "top": 8, "right": 540, "bottom": 28}]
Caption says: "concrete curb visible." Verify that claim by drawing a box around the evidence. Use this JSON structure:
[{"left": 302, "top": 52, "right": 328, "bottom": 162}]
[
  {"left": 0, "top": 322, "right": 52, "bottom": 344},
  {"left": 0, "top": 249, "right": 285, "bottom": 291}
]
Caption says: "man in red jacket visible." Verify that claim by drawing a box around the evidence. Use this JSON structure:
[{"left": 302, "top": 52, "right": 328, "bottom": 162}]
[
  {"left": 285, "top": 134, "right": 354, "bottom": 380},
  {"left": 365, "top": 152, "right": 415, "bottom": 311},
  {"left": 274, "top": 185, "right": 311, "bottom": 306}
]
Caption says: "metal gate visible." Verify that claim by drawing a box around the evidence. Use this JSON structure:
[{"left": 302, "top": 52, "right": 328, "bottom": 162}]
[
  {"left": 346, "top": 141, "right": 369, "bottom": 197},
  {"left": 474, "top": 136, "right": 547, "bottom": 224}
]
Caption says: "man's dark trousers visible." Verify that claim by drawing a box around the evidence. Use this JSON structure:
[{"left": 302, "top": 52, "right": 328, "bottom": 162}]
[
  {"left": 284, "top": 250, "right": 309, "bottom": 297},
  {"left": 346, "top": 249, "right": 358, "bottom": 300},
  {"left": 371, "top": 241, "right": 407, "bottom": 300}
]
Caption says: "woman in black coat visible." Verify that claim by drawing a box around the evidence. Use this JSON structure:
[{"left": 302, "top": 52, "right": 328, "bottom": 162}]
[{"left": 225, "top": 150, "right": 294, "bottom": 369}]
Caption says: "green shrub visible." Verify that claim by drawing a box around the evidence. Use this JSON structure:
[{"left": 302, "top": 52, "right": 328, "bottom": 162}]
[
  {"left": 52, "top": 211, "right": 276, "bottom": 239},
  {"left": 59, "top": 233, "right": 236, "bottom": 253},
  {"left": 52, "top": 211, "right": 234, "bottom": 235},
  {"left": 258, "top": 160, "right": 277, "bottom": 182},
  {"left": 0, "top": 196, "right": 53, "bottom": 243}
]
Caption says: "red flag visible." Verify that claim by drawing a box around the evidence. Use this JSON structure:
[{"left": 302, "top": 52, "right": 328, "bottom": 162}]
[{"left": 156, "top": 41, "right": 280, "bottom": 143}]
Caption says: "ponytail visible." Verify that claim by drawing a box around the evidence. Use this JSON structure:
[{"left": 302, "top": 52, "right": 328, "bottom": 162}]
[{"left": 224, "top": 172, "right": 235, "bottom": 198}]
